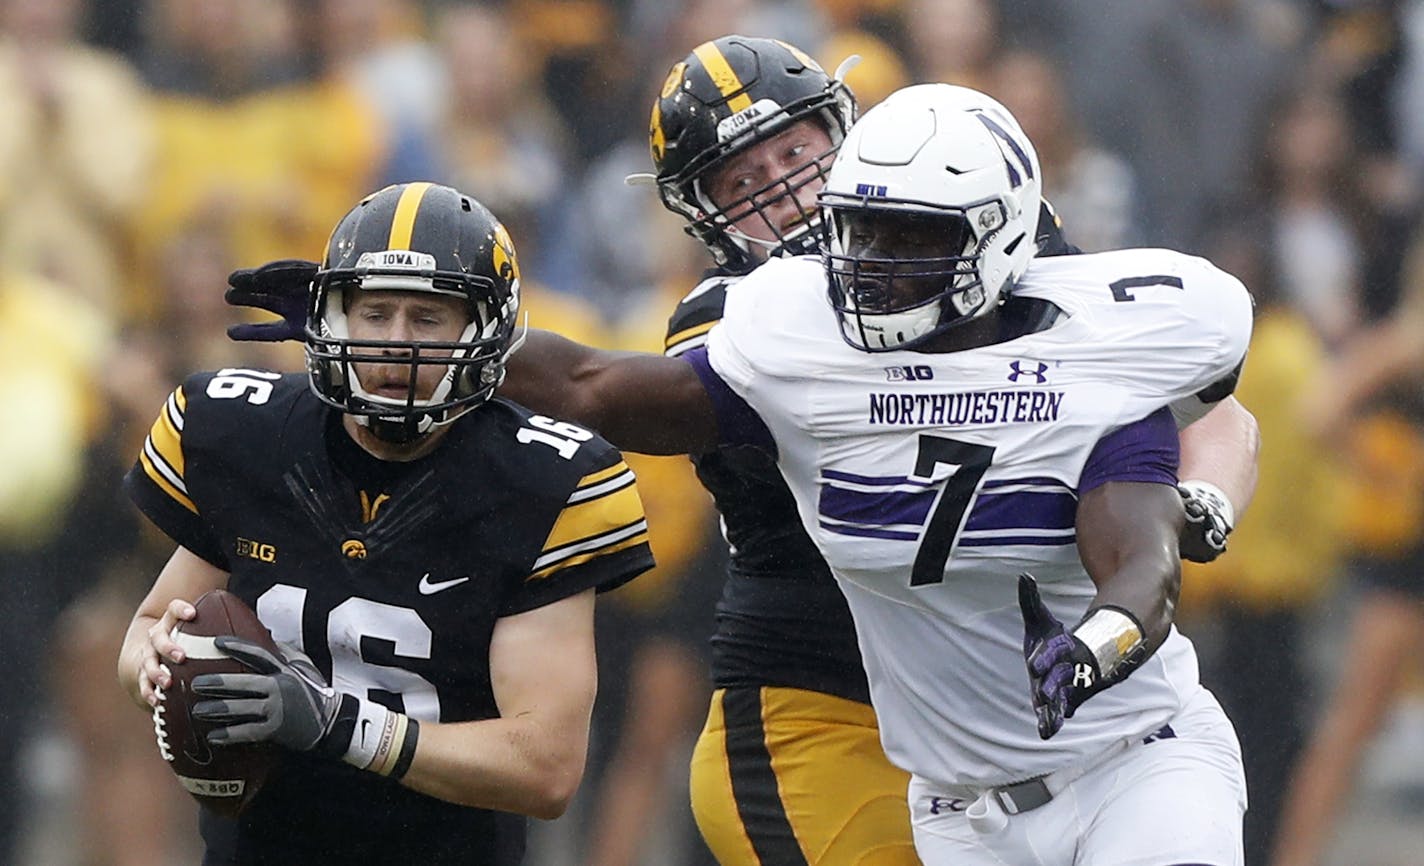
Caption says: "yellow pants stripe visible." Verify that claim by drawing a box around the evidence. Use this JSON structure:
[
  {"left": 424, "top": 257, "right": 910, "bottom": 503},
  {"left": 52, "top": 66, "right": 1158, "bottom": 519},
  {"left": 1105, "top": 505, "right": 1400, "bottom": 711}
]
[{"left": 690, "top": 686, "right": 920, "bottom": 865}]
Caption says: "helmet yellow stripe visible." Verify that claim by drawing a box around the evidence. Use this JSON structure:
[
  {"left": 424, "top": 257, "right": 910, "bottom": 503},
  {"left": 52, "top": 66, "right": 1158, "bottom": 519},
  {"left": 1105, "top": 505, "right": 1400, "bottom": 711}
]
[
  {"left": 387, "top": 181, "right": 434, "bottom": 251},
  {"left": 693, "top": 42, "right": 753, "bottom": 112}
]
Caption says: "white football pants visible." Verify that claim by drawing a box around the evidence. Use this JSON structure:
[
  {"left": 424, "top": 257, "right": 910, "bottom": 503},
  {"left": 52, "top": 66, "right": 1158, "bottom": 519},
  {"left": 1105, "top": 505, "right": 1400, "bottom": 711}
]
[{"left": 908, "top": 688, "right": 1247, "bottom": 866}]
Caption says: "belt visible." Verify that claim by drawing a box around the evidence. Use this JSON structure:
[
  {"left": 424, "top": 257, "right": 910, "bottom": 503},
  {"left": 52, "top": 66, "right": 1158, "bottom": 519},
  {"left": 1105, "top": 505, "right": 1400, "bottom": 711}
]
[{"left": 938, "top": 725, "right": 1174, "bottom": 816}]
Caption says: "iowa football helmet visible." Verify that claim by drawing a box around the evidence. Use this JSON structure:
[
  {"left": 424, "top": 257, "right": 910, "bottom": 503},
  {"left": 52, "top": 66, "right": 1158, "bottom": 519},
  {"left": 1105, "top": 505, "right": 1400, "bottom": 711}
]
[
  {"left": 645, "top": 35, "right": 856, "bottom": 271},
  {"left": 820, "top": 84, "right": 1041, "bottom": 351},
  {"left": 306, "top": 183, "right": 522, "bottom": 442}
]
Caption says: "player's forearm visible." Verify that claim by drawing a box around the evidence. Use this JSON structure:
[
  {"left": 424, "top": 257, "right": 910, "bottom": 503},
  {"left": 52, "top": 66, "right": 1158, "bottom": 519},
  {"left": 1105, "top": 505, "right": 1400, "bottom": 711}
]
[
  {"left": 503, "top": 329, "right": 628, "bottom": 431},
  {"left": 1085, "top": 550, "right": 1180, "bottom": 653},
  {"left": 398, "top": 715, "right": 589, "bottom": 819},
  {"left": 1179, "top": 396, "right": 1259, "bottom": 514},
  {"left": 503, "top": 329, "right": 716, "bottom": 455},
  {"left": 1077, "top": 482, "right": 1185, "bottom": 649}
]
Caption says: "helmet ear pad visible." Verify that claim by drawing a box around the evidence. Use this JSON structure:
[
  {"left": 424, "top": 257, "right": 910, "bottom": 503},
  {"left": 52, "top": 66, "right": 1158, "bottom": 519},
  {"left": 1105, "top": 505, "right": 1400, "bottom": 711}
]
[{"left": 974, "top": 223, "right": 1029, "bottom": 307}]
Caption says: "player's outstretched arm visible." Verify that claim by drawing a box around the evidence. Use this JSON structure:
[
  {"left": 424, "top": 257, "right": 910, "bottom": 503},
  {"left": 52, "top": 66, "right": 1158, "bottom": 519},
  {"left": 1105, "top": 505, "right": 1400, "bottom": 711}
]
[
  {"left": 502, "top": 329, "right": 718, "bottom": 456},
  {"left": 1020, "top": 481, "right": 1183, "bottom": 738},
  {"left": 221, "top": 261, "right": 720, "bottom": 455},
  {"left": 117, "top": 546, "right": 229, "bottom": 710},
  {"left": 1178, "top": 396, "right": 1260, "bottom": 563}
]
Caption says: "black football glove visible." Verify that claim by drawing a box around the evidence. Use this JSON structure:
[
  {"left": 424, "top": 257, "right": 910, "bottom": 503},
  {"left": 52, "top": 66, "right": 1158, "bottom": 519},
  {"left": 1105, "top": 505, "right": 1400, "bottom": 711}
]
[
  {"left": 192, "top": 637, "right": 351, "bottom": 757},
  {"left": 1018, "top": 574, "right": 1108, "bottom": 740},
  {"left": 1177, "top": 480, "right": 1234, "bottom": 563},
  {"left": 225, "top": 259, "right": 317, "bottom": 342}
]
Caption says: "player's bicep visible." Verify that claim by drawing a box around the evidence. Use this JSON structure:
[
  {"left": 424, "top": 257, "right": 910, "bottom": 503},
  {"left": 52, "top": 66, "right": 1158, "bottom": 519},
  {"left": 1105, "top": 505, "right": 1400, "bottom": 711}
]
[{"left": 489, "top": 589, "right": 597, "bottom": 730}]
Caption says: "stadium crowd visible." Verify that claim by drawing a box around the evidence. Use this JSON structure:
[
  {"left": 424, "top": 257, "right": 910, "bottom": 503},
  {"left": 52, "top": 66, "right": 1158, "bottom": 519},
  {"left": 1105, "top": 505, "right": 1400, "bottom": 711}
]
[{"left": 6, "top": 0, "right": 1424, "bottom": 864}]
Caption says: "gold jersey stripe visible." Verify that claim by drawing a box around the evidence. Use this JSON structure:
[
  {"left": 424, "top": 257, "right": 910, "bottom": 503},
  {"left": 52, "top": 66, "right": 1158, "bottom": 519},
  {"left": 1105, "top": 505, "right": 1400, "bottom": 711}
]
[
  {"left": 541, "top": 481, "right": 647, "bottom": 553},
  {"left": 665, "top": 319, "right": 719, "bottom": 353},
  {"left": 153, "top": 401, "right": 185, "bottom": 474},
  {"left": 139, "top": 448, "right": 197, "bottom": 514},
  {"left": 693, "top": 42, "right": 753, "bottom": 113},
  {"left": 147, "top": 388, "right": 186, "bottom": 477},
  {"left": 388, "top": 181, "right": 433, "bottom": 251},
  {"left": 577, "top": 461, "right": 632, "bottom": 491},
  {"left": 529, "top": 529, "right": 650, "bottom": 581}
]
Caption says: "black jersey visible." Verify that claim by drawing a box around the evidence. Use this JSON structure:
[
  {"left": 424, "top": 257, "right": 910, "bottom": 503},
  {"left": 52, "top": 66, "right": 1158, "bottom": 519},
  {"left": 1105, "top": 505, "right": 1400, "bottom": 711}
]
[
  {"left": 664, "top": 203, "right": 1078, "bottom": 706},
  {"left": 125, "top": 370, "right": 653, "bottom": 865}
]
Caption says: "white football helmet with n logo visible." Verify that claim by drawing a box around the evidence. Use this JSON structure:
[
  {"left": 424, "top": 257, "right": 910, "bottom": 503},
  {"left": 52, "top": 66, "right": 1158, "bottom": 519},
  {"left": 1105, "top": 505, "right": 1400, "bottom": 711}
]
[{"left": 820, "top": 84, "right": 1042, "bottom": 351}]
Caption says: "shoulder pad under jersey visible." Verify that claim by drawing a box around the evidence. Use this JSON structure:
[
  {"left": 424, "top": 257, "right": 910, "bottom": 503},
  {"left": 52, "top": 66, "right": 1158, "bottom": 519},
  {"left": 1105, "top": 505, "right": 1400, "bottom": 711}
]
[{"left": 665, "top": 271, "right": 741, "bottom": 357}]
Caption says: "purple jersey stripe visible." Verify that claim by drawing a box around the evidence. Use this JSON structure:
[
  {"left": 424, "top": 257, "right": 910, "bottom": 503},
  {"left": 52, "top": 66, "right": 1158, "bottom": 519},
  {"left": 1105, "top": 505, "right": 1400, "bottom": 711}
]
[
  {"left": 819, "top": 484, "right": 936, "bottom": 527},
  {"left": 821, "top": 468, "right": 916, "bottom": 486},
  {"left": 818, "top": 521, "right": 922, "bottom": 541},
  {"left": 963, "top": 490, "right": 1077, "bottom": 532},
  {"left": 960, "top": 534, "right": 1075, "bottom": 547}
]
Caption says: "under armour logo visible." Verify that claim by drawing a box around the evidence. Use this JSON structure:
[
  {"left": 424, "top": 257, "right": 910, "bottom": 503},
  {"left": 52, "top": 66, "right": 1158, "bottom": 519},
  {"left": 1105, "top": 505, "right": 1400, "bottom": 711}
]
[
  {"left": 1007, "top": 360, "right": 1049, "bottom": 384},
  {"left": 1072, "top": 664, "right": 1096, "bottom": 689}
]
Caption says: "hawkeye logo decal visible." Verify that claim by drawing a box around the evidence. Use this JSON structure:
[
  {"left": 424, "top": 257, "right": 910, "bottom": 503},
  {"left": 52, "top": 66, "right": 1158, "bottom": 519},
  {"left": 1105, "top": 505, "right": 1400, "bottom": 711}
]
[
  {"left": 660, "top": 62, "right": 686, "bottom": 98},
  {"left": 492, "top": 222, "right": 520, "bottom": 284}
]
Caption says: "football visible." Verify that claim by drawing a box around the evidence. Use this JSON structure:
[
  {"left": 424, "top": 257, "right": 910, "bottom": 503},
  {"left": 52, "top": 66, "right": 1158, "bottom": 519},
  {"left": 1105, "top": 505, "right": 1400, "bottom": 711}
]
[{"left": 153, "top": 588, "right": 281, "bottom": 817}]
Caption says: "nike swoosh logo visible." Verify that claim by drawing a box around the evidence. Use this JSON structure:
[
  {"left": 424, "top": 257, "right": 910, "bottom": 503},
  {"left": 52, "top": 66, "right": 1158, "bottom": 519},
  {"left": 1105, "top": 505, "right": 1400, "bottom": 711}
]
[
  {"left": 360, "top": 718, "right": 371, "bottom": 747},
  {"left": 418, "top": 573, "right": 471, "bottom": 595}
]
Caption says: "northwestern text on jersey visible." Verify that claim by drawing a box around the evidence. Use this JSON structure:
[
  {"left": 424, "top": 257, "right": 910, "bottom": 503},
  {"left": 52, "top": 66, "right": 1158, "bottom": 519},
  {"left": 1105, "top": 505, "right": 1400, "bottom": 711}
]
[{"left": 868, "top": 389, "right": 1064, "bottom": 426}]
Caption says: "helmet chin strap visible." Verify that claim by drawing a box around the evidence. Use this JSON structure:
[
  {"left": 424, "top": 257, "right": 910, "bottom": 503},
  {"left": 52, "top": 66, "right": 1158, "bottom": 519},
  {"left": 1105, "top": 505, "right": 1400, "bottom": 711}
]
[{"left": 357, "top": 412, "right": 429, "bottom": 445}]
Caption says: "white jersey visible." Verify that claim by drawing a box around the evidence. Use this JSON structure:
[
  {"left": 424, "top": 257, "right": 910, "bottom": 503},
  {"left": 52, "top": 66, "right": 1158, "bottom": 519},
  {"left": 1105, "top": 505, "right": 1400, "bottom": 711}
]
[{"left": 703, "top": 249, "right": 1253, "bottom": 789}]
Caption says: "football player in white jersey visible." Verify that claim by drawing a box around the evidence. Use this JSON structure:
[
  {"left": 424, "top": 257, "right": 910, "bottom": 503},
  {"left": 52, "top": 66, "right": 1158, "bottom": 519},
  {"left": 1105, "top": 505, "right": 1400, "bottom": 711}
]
[
  {"left": 497, "top": 85, "right": 1252, "bottom": 866},
  {"left": 222, "top": 81, "right": 1255, "bottom": 865}
]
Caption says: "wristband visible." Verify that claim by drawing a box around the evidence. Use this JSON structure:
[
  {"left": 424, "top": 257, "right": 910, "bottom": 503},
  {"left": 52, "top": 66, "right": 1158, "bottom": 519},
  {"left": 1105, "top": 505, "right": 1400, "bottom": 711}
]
[
  {"left": 331, "top": 692, "right": 415, "bottom": 780},
  {"left": 336, "top": 696, "right": 418, "bottom": 779},
  {"left": 388, "top": 719, "right": 420, "bottom": 781},
  {"left": 1071, "top": 606, "right": 1145, "bottom": 680},
  {"left": 341, "top": 697, "right": 390, "bottom": 770}
]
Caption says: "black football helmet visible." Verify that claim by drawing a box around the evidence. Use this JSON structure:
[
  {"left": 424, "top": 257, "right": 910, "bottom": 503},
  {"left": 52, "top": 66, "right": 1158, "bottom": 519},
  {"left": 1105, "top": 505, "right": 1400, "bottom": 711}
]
[
  {"left": 646, "top": 35, "right": 856, "bottom": 272},
  {"left": 306, "top": 183, "right": 522, "bottom": 443}
]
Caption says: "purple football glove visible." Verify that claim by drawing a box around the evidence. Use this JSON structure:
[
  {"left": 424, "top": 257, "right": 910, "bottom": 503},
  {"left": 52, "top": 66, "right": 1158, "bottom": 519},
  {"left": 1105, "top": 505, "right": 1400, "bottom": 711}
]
[
  {"left": 1018, "top": 574, "right": 1102, "bottom": 740},
  {"left": 225, "top": 259, "right": 317, "bottom": 342}
]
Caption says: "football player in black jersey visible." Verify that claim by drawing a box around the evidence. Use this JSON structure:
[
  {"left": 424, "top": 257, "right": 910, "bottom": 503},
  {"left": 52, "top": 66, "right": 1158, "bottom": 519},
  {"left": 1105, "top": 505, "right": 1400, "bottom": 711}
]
[
  {"left": 118, "top": 183, "right": 655, "bottom": 866},
  {"left": 221, "top": 40, "right": 1258, "bottom": 866}
]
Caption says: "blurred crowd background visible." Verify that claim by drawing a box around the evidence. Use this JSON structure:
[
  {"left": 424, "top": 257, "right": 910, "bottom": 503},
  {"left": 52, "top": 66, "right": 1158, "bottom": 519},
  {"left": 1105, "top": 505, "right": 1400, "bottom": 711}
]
[{"left": 6, "top": 0, "right": 1424, "bottom": 864}]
